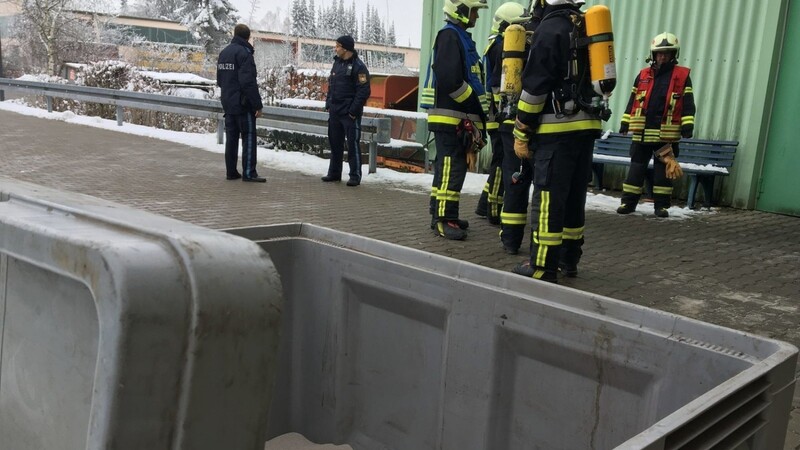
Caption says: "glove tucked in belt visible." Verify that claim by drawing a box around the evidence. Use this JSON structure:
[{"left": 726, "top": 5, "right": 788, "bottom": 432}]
[{"left": 456, "top": 119, "right": 485, "bottom": 171}]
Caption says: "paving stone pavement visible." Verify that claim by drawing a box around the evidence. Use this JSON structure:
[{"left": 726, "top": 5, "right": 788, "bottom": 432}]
[{"left": 1, "top": 109, "right": 799, "bottom": 448}]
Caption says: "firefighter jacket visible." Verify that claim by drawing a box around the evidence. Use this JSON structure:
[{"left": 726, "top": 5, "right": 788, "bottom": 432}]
[
  {"left": 325, "top": 52, "right": 371, "bottom": 117},
  {"left": 515, "top": 5, "right": 602, "bottom": 137},
  {"left": 620, "top": 62, "right": 695, "bottom": 143},
  {"left": 217, "top": 36, "right": 263, "bottom": 115},
  {"left": 426, "top": 21, "right": 489, "bottom": 132},
  {"left": 484, "top": 34, "right": 503, "bottom": 131}
]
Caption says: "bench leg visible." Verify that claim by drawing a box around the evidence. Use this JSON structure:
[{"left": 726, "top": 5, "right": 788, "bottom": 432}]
[
  {"left": 699, "top": 175, "right": 715, "bottom": 208},
  {"left": 687, "top": 174, "right": 698, "bottom": 209},
  {"left": 591, "top": 162, "right": 604, "bottom": 190}
]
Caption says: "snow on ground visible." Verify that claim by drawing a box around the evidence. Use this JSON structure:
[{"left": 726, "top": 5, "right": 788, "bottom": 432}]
[{"left": 0, "top": 100, "right": 714, "bottom": 219}]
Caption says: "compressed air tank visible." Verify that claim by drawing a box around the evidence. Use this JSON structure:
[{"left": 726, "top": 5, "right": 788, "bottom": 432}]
[
  {"left": 585, "top": 5, "right": 616, "bottom": 96},
  {"left": 500, "top": 24, "right": 526, "bottom": 95}
]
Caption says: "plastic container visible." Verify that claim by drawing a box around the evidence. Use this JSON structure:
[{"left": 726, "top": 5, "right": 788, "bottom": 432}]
[
  {"left": 0, "top": 178, "right": 283, "bottom": 450},
  {"left": 228, "top": 223, "right": 797, "bottom": 450}
]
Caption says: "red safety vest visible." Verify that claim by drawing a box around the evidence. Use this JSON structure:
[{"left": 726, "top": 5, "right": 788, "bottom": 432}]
[{"left": 628, "top": 65, "right": 690, "bottom": 142}]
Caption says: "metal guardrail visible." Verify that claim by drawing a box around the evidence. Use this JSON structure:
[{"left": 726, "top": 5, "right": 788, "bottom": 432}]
[{"left": 0, "top": 78, "right": 391, "bottom": 173}]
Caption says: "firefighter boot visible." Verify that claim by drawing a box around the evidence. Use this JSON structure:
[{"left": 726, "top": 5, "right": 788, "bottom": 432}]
[
  {"left": 435, "top": 221, "right": 468, "bottom": 240},
  {"left": 511, "top": 261, "right": 558, "bottom": 283},
  {"left": 654, "top": 208, "right": 670, "bottom": 218},
  {"left": 431, "top": 217, "right": 469, "bottom": 230},
  {"left": 616, "top": 203, "right": 637, "bottom": 214}
]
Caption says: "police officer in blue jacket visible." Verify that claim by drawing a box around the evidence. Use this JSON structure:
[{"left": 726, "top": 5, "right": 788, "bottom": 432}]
[
  {"left": 322, "top": 35, "right": 371, "bottom": 187},
  {"left": 217, "top": 24, "right": 265, "bottom": 182}
]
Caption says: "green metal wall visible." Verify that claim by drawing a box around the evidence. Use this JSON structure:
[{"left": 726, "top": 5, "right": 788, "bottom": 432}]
[
  {"left": 419, "top": 0, "right": 790, "bottom": 210},
  {"left": 758, "top": 0, "right": 800, "bottom": 216}
]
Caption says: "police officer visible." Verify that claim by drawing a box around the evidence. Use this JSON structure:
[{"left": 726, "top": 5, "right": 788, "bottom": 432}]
[
  {"left": 474, "top": 2, "right": 531, "bottom": 226},
  {"left": 511, "top": 0, "right": 604, "bottom": 282},
  {"left": 617, "top": 32, "right": 696, "bottom": 218},
  {"left": 322, "top": 35, "right": 371, "bottom": 187},
  {"left": 427, "top": 0, "right": 489, "bottom": 240},
  {"left": 217, "top": 24, "right": 265, "bottom": 182}
]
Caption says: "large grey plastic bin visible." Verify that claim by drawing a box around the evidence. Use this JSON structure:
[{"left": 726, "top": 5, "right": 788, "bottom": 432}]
[
  {"left": 228, "top": 223, "right": 797, "bottom": 450},
  {"left": 0, "top": 178, "right": 283, "bottom": 450}
]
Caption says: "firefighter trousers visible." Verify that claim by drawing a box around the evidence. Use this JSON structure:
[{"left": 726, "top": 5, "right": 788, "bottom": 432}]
[
  {"left": 621, "top": 142, "right": 679, "bottom": 210},
  {"left": 527, "top": 133, "right": 596, "bottom": 277},
  {"left": 430, "top": 130, "right": 468, "bottom": 222},
  {"left": 475, "top": 130, "right": 504, "bottom": 224},
  {"left": 499, "top": 129, "right": 532, "bottom": 252}
]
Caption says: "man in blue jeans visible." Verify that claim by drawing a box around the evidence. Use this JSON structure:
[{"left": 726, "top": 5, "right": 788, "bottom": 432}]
[
  {"left": 217, "top": 24, "right": 265, "bottom": 182},
  {"left": 322, "top": 35, "right": 371, "bottom": 187}
]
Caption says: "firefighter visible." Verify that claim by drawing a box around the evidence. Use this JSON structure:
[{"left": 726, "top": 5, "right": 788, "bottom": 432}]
[
  {"left": 498, "top": 0, "right": 545, "bottom": 255},
  {"left": 474, "top": 3, "right": 531, "bottom": 225},
  {"left": 426, "top": 0, "right": 489, "bottom": 240},
  {"left": 617, "top": 32, "right": 696, "bottom": 217},
  {"left": 511, "top": 0, "right": 606, "bottom": 282}
]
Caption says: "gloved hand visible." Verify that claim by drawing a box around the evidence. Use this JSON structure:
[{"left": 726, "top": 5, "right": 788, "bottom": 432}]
[
  {"left": 681, "top": 125, "right": 693, "bottom": 139},
  {"left": 619, "top": 123, "right": 629, "bottom": 134},
  {"left": 513, "top": 118, "right": 532, "bottom": 159},
  {"left": 655, "top": 144, "right": 684, "bottom": 180}
]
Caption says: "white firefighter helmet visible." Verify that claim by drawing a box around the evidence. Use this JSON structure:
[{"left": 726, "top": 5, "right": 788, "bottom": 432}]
[
  {"left": 651, "top": 32, "right": 680, "bottom": 59},
  {"left": 443, "top": 0, "right": 489, "bottom": 25},
  {"left": 492, "top": 2, "right": 532, "bottom": 33}
]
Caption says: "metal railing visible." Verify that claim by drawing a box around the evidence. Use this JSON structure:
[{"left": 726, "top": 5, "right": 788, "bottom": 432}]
[{"left": 0, "top": 78, "right": 391, "bottom": 173}]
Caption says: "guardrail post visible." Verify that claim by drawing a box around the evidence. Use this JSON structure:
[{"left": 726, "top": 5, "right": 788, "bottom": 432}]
[
  {"left": 116, "top": 105, "right": 123, "bottom": 126},
  {"left": 217, "top": 118, "right": 224, "bottom": 145},
  {"left": 368, "top": 141, "right": 377, "bottom": 174},
  {"left": 424, "top": 148, "right": 430, "bottom": 174},
  {"left": 0, "top": 90, "right": 4, "bottom": 102},
  {"left": 46, "top": 96, "right": 53, "bottom": 113}
]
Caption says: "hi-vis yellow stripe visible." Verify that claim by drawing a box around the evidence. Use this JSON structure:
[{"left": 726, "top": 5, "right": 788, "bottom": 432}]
[
  {"left": 535, "top": 190, "right": 550, "bottom": 266},
  {"left": 562, "top": 227, "right": 584, "bottom": 241},
  {"left": 454, "top": 85, "right": 473, "bottom": 103},
  {"left": 501, "top": 212, "right": 527, "bottom": 225},
  {"left": 622, "top": 183, "right": 643, "bottom": 194},
  {"left": 537, "top": 119, "right": 602, "bottom": 134},
  {"left": 518, "top": 100, "right": 544, "bottom": 114}
]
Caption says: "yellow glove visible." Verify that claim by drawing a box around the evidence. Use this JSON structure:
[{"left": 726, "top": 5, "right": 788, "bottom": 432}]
[
  {"left": 655, "top": 144, "right": 684, "bottom": 180},
  {"left": 513, "top": 119, "right": 532, "bottom": 159},
  {"left": 514, "top": 137, "right": 531, "bottom": 160}
]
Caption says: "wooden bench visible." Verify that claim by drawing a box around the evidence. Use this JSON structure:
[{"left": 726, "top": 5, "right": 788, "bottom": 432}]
[{"left": 592, "top": 133, "right": 738, "bottom": 209}]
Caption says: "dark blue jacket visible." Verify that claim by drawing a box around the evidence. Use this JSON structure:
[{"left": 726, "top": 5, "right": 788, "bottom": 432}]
[
  {"left": 325, "top": 52, "right": 371, "bottom": 117},
  {"left": 217, "top": 36, "right": 263, "bottom": 115}
]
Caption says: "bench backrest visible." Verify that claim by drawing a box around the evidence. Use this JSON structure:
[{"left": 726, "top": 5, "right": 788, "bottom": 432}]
[{"left": 594, "top": 133, "right": 738, "bottom": 168}]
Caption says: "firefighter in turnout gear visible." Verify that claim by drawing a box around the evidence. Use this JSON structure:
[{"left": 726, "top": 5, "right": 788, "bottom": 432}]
[
  {"left": 427, "top": 0, "right": 489, "bottom": 240},
  {"left": 498, "top": 0, "right": 545, "bottom": 255},
  {"left": 511, "top": 0, "right": 611, "bottom": 282},
  {"left": 474, "top": 2, "right": 531, "bottom": 225},
  {"left": 617, "top": 32, "right": 696, "bottom": 218}
]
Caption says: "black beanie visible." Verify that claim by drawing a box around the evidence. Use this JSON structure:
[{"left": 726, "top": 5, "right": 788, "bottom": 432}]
[{"left": 336, "top": 35, "right": 355, "bottom": 52}]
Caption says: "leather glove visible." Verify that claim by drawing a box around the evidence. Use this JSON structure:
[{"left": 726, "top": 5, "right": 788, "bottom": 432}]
[
  {"left": 681, "top": 125, "right": 693, "bottom": 139},
  {"left": 466, "top": 150, "right": 478, "bottom": 172},
  {"left": 656, "top": 144, "right": 684, "bottom": 180},
  {"left": 513, "top": 118, "right": 532, "bottom": 159},
  {"left": 619, "top": 123, "right": 629, "bottom": 134}
]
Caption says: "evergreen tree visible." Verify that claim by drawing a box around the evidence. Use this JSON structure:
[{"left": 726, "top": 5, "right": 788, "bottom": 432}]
[
  {"left": 347, "top": 1, "right": 358, "bottom": 40},
  {"left": 180, "top": 0, "right": 239, "bottom": 54},
  {"left": 387, "top": 23, "right": 396, "bottom": 46},
  {"left": 307, "top": 0, "right": 317, "bottom": 37}
]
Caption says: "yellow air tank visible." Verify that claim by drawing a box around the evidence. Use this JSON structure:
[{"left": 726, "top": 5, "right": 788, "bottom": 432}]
[
  {"left": 500, "top": 24, "right": 526, "bottom": 95},
  {"left": 585, "top": 5, "right": 616, "bottom": 97}
]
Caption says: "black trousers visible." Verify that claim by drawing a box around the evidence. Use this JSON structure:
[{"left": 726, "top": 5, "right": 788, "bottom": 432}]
[
  {"left": 527, "top": 133, "right": 597, "bottom": 276},
  {"left": 500, "top": 129, "right": 532, "bottom": 252},
  {"left": 475, "top": 130, "right": 504, "bottom": 223},
  {"left": 621, "top": 142, "right": 679, "bottom": 210},
  {"left": 430, "top": 130, "right": 468, "bottom": 222},
  {"left": 327, "top": 114, "right": 362, "bottom": 182},
  {"left": 225, "top": 112, "right": 259, "bottom": 179}
]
